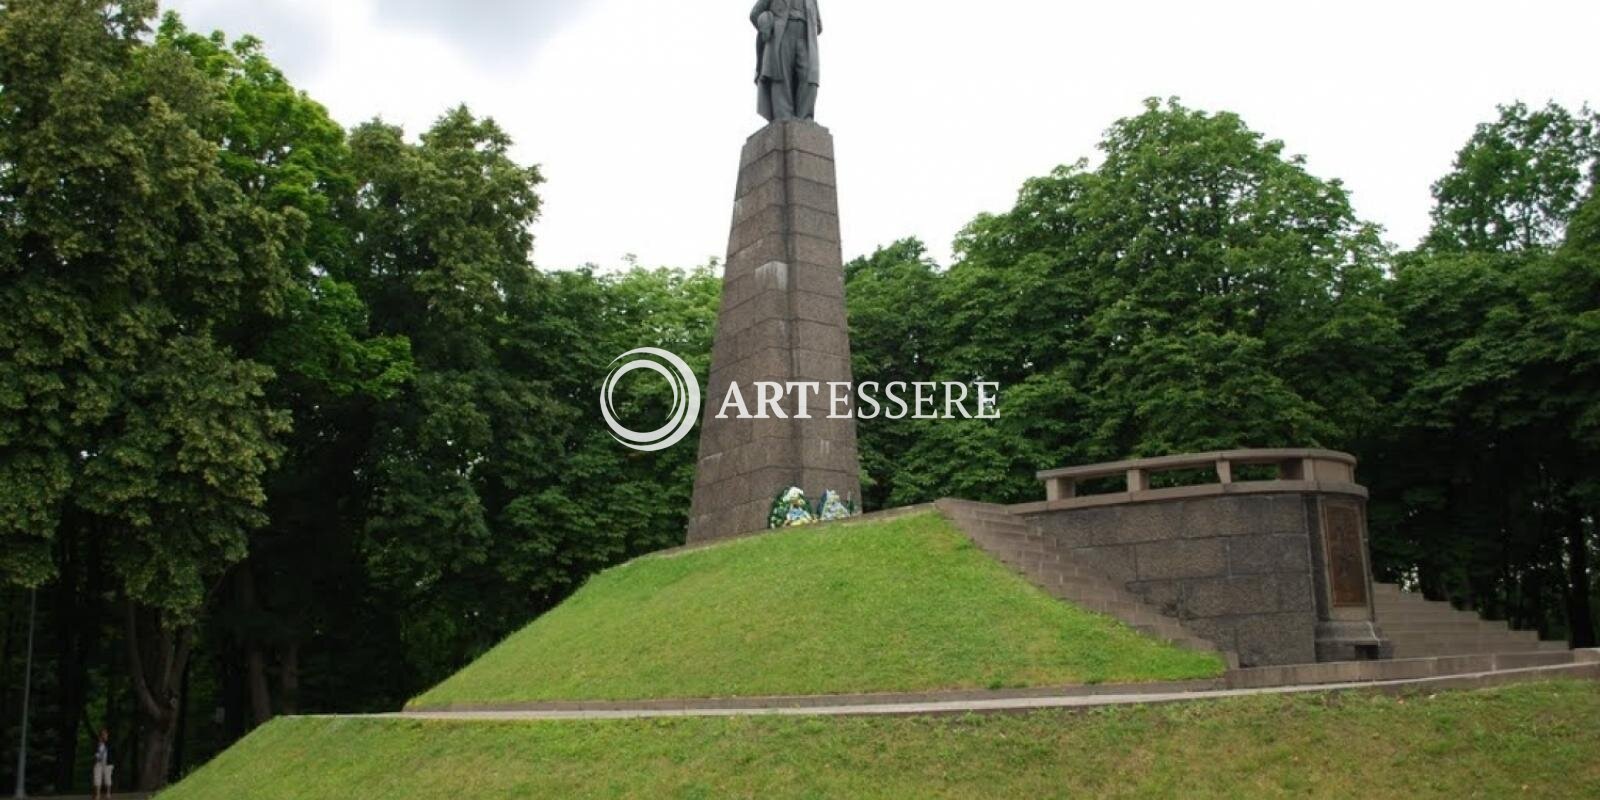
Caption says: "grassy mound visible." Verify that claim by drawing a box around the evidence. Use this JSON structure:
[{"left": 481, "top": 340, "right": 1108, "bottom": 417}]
[
  {"left": 162, "top": 681, "right": 1600, "bottom": 799},
  {"left": 408, "top": 512, "right": 1223, "bottom": 708}
]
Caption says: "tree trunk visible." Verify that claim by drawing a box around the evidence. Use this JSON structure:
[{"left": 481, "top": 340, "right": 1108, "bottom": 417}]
[
  {"left": 137, "top": 720, "right": 175, "bottom": 791},
  {"left": 236, "top": 566, "right": 275, "bottom": 726},
  {"left": 246, "top": 644, "right": 273, "bottom": 725},
  {"left": 53, "top": 591, "right": 86, "bottom": 793},
  {"left": 0, "top": 593, "right": 18, "bottom": 787},
  {"left": 172, "top": 658, "right": 192, "bottom": 778},
  {"left": 1569, "top": 511, "right": 1596, "bottom": 647},
  {"left": 220, "top": 646, "right": 247, "bottom": 743},
  {"left": 52, "top": 519, "right": 100, "bottom": 792},
  {"left": 124, "top": 601, "right": 192, "bottom": 791},
  {"left": 279, "top": 642, "right": 300, "bottom": 716}
]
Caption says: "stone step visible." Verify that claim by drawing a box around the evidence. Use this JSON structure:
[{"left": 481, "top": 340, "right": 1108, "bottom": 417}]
[
  {"left": 962, "top": 526, "right": 1042, "bottom": 545},
  {"left": 1374, "top": 605, "right": 1496, "bottom": 623},
  {"left": 1374, "top": 599, "right": 1490, "bottom": 614},
  {"left": 1372, "top": 601, "right": 1477, "bottom": 617},
  {"left": 951, "top": 512, "right": 1032, "bottom": 528},
  {"left": 1371, "top": 587, "right": 1447, "bottom": 597},
  {"left": 1376, "top": 608, "right": 1510, "bottom": 624},
  {"left": 1380, "top": 615, "right": 1522, "bottom": 633},
  {"left": 983, "top": 542, "right": 1058, "bottom": 562},
  {"left": 1044, "top": 582, "right": 1150, "bottom": 608},
  {"left": 1378, "top": 617, "right": 1492, "bottom": 632},
  {"left": 936, "top": 497, "right": 1006, "bottom": 509},
  {"left": 972, "top": 524, "right": 1033, "bottom": 537},
  {"left": 985, "top": 546, "right": 1066, "bottom": 567},
  {"left": 960, "top": 522, "right": 1048, "bottom": 541},
  {"left": 967, "top": 534, "right": 1056, "bottom": 556},
  {"left": 1037, "top": 572, "right": 1152, "bottom": 601},
  {"left": 1074, "top": 597, "right": 1165, "bottom": 621},
  {"left": 1391, "top": 642, "right": 1532, "bottom": 658},
  {"left": 1380, "top": 621, "right": 1515, "bottom": 636},
  {"left": 1372, "top": 593, "right": 1453, "bottom": 605},
  {"left": 1039, "top": 578, "right": 1131, "bottom": 603},
  {"left": 1371, "top": 593, "right": 1496, "bottom": 616},
  {"left": 1040, "top": 581, "right": 1187, "bottom": 628},
  {"left": 1374, "top": 599, "right": 1478, "bottom": 611},
  {"left": 948, "top": 505, "right": 1027, "bottom": 520},
  {"left": 1022, "top": 562, "right": 1112, "bottom": 583},
  {"left": 1394, "top": 630, "right": 1540, "bottom": 647},
  {"left": 1010, "top": 558, "right": 1080, "bottom": 578},
  {"left": 995, "top": 555, "right": 1072, "bottom": 577},
  {"left": 938, "top": 502, "right": 1229, "bottom": 663},
  {"left": 935, "top": 500, "right": 1015, "bottom": 519},
  {"left": 1369, "top": 583, "right": 1560, "bottom": 660},
  {"left": 1135, "top": 622, "right": 1200, "bottom": 643},
  {"left": 1389, "top": 636, "right": 1553, "bottom": 658},
  {"left": 1024, "top": 572, "right": 1190, "bottom": 640},
  {"left": 1389, "top": 642, "right": 1489, "bottom": 658},
  {"left": 936, "top": 504, "right": 1034, "bottom": 529},
  {"left": 1396, "top": 625, "right": 1539, "bottom": 641}
]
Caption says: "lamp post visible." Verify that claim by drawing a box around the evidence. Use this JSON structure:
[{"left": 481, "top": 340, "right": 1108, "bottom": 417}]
[{"left": 12, "top": 588, "right": 35, "bottom": 800}]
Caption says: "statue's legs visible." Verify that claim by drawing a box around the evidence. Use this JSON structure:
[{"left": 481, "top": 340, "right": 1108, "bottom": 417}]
[
  {"left": 767, "top": 20, "right": 817, "bottom": 121},
  {"left": 769, "top": 80, "right": 796, "bottom": 121},
  {"left": 794, "top": 81, "right": 817, "bottom": 121},
  {"left": 788, "top": 21, "right": 816, "bottom": 120},
  {"left": 767, "top": 81, "right": 815, "bottom": 121}
]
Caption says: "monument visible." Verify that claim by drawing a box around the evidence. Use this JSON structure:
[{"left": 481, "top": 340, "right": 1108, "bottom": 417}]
[
  {"left": 751, "top": 0, "right": 822, "bottom": 122},
  {"left": 686, "top": 1, "right": 860, "bottom": 543}
]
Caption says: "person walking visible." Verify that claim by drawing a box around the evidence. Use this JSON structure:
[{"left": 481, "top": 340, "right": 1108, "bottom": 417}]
[{"left": 91, "top": 728, "right": 114, "bottom": 799}]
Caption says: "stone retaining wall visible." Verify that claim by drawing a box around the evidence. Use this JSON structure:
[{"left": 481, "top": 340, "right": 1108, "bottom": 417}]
[{"left": 1020, "top": 494, "right": 1322, "bottom": 667}]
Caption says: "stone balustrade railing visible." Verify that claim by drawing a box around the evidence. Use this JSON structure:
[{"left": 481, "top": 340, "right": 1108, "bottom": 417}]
[{"left": 1029, "top": 448, "right": 1363, "bottom": 511}]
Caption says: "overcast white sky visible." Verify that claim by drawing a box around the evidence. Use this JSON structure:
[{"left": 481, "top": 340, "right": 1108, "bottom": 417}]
[{"left": 163, "top": 0, "right": 1598, "bottom": 270}]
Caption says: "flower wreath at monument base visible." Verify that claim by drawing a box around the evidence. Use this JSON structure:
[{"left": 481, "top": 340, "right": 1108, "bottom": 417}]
[{"left": 767, "top": 486, "right": 858, "bottom": 529}]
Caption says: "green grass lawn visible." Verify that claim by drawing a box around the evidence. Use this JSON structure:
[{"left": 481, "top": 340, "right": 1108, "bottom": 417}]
[
  {"left": 408, "top": 513, "right": 1223, "bottom": 708},
  {"left": 161, "top": 681, "right": 1600, "bottom": 799}
]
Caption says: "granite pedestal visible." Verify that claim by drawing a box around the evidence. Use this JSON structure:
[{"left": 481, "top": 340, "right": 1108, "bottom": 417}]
[{"left": 686, "top": 121, "right": 861, "bottom": 543}]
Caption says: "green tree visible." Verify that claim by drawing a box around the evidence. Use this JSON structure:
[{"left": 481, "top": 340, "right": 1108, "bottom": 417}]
[
  {"left": 0, "top": 0, "right": 298, "bottom": 786},
  {"left": 1426, "top": 102, "right": 1599, "bottom": 253},
  {"left": 343, "top": 109, "right": 546, "bottom": 680},
  {"left": 844, "top": 240, "right": 944, "bottom": 509},
  {"left": 154, "top": 16, "right": 415, "bottom": 732},
  {"left": 849, "top": 99, "right": 1401, "bottom": 507},
  {"left": 340, "top": 116, "right": 723, "bottom": 686},
  {"left": 0, "top": 3, "right": 720, "bottom": 790},
  {"left": 1371, "top": 102, "right": 1600, "bottom": 647}
]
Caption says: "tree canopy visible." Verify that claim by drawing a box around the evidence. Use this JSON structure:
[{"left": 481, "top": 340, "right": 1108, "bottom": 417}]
[
  {"left": 0, "top": 1, "right": 1594, "bottom": 793},
  {"left": 847, "top": 99, "right": 1403, "bottom": 508}
]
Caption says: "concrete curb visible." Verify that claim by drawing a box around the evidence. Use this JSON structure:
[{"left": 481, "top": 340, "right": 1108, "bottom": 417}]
[
  {"left": 404, "top": 677, "right": 1227, "bottom": 715},
  {"left": 392, "top": 650, "right": 1599, "bottom": 721},
  {"left": 379, "top": 660, "right": 1599, "bottom": 722},
  {"left": 1224, "top": 649, "right": 1589, "bottom": 689}
]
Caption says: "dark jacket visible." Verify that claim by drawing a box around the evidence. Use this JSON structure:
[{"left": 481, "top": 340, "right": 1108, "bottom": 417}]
[{"left": 751, "top": 0, "right": 822, "bottom": 86}]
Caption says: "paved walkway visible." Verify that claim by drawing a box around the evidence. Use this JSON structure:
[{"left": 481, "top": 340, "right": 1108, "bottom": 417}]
[
  {"left": 383, "top": 660, "right": 1597, "bottom": 722},
  {"left": 28, "top": 794, "right": 153, "bottom": 799}
]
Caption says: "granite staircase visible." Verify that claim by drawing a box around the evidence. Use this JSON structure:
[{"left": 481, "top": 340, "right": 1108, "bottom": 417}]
[
  {"left": 935, "top": 499, "right": 1235, "bottom": 667},
  {"left": 1372, "top": 582, "right": 1571, "bottom": 658}
]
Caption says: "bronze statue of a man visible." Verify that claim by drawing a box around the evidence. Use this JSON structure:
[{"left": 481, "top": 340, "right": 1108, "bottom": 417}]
[{"left": 751, "top": 0, "right": 822, "bottom": 122}]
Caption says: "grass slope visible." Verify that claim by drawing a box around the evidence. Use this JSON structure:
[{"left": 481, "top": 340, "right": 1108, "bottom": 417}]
[
  {"left": 410, "top": 513, "right": 1223, "bottom": 708},
  {"left": 163, "top": 681, "right": 1600, "bottom": 799}
]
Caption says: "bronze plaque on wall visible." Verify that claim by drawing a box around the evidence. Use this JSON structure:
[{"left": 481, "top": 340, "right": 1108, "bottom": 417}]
[{"left": 1324, "top": 502, "right": 1369, "bottom": 607}]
